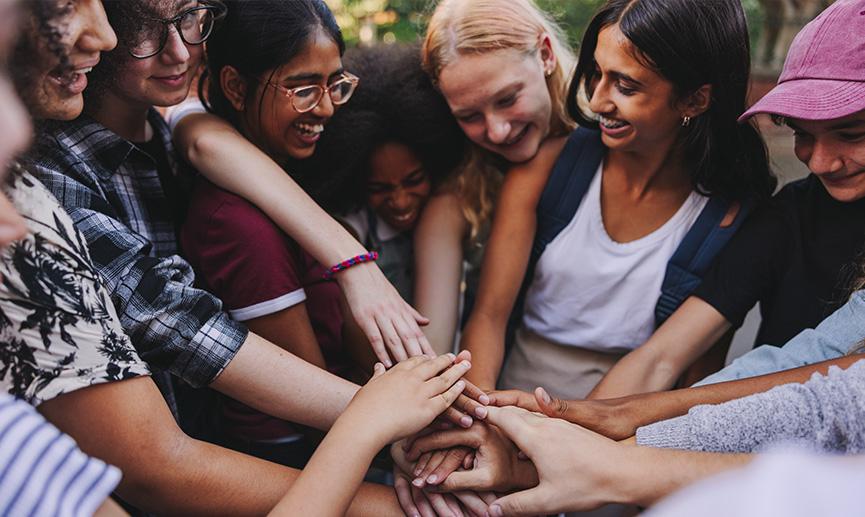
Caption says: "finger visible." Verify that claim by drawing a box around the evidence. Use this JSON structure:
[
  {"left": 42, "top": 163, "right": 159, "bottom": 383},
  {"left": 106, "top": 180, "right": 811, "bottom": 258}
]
[
  {"left": 483, "top": 407, "right": 538, "bottom": 454},
  {"left": 442, "top": 406, "right": 474, "bottom": 429},
  {"left": 535, "top": 387, "right": 570, "bottom": 419},
  {"left": 407, "top": 429, "right": 481, "bottom": 459},
  {"left": 479, "top": 492, "right": 497, "bottom": 505},
  {"left": 487, "top": 390, "right": 527, "bottom": 408},
  {"left": 413, "top": 452, "right": 433, "bottom": 479},
  {"left": 461, "top": 379, "right": 491, "bottom": 406},
  {"left": 395, "top": 474, "right": 422, "bottom": 517},
  {"left": 407, "top": 302, "right": 431, "bottom": 326},
  {"left": 415, "top": 352, "right": 458, "bottom": 379},
  {"left": 435, "top": 468, "right": 495, "bottom": 493},
  {"left": 393, "top": 312, "right": 425, "bottom": 358},
  {"left": 452, "top": 491, "right": 489, "bottom": 517},
  {"left": 376, "top": 314, "right": 409, "bottom": 363},
  {"left": 427, "top": 361, "right": 471, "bottom": 396},
  {"left": 435, "top": 379, "right": 467, "bottom": 412},
  {"left": 454, "top": 393, "right": 488, "bottom": 420},
  {"left": 462, "top": 450, "right": 475, "bottom": 470},
  {"left": 489, "top": 487, "right": 550, "bottom": 517},
  {"left": 426, "top": 447, "right": 471, "bottom": 485},
  {"left": 411, "top": 486, "right": 436, "bottom": 517},
  {"left": 372, "top": 362, "right": 386, "bottom": 379},
  {"left": 443, "top": 493, "right": 467, "bottom": 517},
  {"left": 416, "top": 450, "right": 448, "bottom": 483},
  {"left": 360, "top": 318, "right": 392, "bottom": 367},
  {"left": 427, "top": 492, "right": 459, "bottom": 517}
]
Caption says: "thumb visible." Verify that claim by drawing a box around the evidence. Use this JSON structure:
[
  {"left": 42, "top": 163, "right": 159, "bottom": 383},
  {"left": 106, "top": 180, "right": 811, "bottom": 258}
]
[
  {"left": 484, "top": 406, "right": 536, "bottom": 455},
  {"left": 488, "top": 486, "right": 549, "bottom": 517},
  {"left": 372, "top": 362, "right": 387, "bottom": 379},
  {"left": 535, "top": 387, "right": 570, "bottom": 419}
]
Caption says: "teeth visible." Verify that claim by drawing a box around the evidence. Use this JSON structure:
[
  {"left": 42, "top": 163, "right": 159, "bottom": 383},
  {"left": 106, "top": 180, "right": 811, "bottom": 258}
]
[
  {"left": 295, "top": 122, "right": 324, "bottom": 136},
  {"left": 599, "top": 116, "right": 628, "bottom": 129},
  {"left": 75, "top": 67, "right": 93, "bottom": 74}
]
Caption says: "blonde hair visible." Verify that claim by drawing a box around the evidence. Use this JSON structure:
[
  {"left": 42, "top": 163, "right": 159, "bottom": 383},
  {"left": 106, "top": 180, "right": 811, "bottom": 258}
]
[{"left": 422, "top": 0, "right": 576, "bottom": 241}]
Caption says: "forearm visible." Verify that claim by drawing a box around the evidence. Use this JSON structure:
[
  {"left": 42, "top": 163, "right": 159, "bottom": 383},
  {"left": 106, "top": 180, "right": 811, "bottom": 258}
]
[
  {"left": 460, "top": 312, "right": 507, "bottom": 390},
  {"left": 180, "top": 115, "right": 366, "bottom": 265},
  {"left": 589, "top": 346, "right": 678, "bottom": 399},
  {"left": 211, "top": 332, "right": 359, "bottom": 431},
  {"left": 270, "top": 413, "right": 384, "bottom": 517}
]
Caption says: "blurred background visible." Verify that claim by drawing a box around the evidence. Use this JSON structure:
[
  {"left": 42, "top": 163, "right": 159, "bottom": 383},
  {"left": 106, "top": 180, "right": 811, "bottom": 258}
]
[{"left": 323, "top": 0, "right": 836, "bottom": 362}]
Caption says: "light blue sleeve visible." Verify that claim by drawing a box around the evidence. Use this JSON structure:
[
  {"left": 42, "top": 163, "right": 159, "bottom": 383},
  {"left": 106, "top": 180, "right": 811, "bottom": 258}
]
[{"left": 695, "top": 290, "right": 865, "bottom": 386}]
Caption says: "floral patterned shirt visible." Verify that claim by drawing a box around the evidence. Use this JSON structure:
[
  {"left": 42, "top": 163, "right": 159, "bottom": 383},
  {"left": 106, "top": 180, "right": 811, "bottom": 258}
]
[{"left": 0, "top": 166, "right": 149, "bottom": 405}]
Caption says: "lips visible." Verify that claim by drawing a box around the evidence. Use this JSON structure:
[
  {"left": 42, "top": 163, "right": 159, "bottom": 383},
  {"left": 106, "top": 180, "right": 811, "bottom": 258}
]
[
  {"left": 48, "top": 59, "right": 99, "bottom": 95},
  {"left": 598, "top": 114, "right": 632, "bottom": 137},
  {"left": 501, "top": 125, "right": 530, "bottom": 147}
]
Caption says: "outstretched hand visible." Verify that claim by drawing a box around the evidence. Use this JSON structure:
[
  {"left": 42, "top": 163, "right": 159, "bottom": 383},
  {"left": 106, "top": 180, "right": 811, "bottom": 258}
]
[{"left": 483, "top": 405, "right": 628, "bottom": 516}]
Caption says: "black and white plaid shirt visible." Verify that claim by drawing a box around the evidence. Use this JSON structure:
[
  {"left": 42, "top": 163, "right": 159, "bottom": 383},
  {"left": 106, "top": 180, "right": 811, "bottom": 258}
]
[{"left": 27, "top": 110, "right": 247, "bottom": 388}]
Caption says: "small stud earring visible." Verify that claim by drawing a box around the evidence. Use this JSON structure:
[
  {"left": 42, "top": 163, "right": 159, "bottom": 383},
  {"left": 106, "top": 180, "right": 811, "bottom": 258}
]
[{"left": 681, "top": 116, "right": 691, "bottom": 127}]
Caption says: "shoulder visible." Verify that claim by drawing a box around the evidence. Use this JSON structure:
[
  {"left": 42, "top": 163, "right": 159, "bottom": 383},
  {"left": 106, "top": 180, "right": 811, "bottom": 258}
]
[{"left": 500, "top": 135, "right": 570, "bottom": 205}]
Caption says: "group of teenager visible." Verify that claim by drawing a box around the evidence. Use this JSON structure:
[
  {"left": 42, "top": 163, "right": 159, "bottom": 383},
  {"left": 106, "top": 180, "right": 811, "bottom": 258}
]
[{"left": 0, "top": 0, "right": 863, "bottom": 515}]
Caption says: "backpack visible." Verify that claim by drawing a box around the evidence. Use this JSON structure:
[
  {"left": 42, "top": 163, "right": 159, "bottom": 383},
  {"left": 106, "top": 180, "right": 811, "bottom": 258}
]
[{"left": 529, "top": 127, "right": 752, "bottom": 327}]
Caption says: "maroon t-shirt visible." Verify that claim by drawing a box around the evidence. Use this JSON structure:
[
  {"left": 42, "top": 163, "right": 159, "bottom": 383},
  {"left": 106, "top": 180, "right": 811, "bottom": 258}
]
[{"left": 181, "top": 178, "right": 346, "bottom": 441}]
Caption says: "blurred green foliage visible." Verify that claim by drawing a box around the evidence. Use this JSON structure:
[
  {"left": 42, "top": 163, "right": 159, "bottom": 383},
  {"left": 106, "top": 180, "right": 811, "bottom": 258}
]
[{"left": 326, "top": 0, "right": 767, "bottom": 53}]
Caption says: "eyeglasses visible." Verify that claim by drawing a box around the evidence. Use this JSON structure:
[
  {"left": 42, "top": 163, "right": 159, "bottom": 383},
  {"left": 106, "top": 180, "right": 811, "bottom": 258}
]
[
  {"left": 266, "top": 72, "right": 360, "bottom": 113},
  {"left": 129, "top": 4, "right": 224, "bottom": 59}
]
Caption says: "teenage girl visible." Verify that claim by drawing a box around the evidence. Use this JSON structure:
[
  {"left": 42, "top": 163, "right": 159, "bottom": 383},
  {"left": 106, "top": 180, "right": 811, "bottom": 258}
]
[
  {"left": 170, "top": 0, "right": 577, "bottom": 356},
  {"left": 459, "top": 0, "right": 776, "bottom": 399}
]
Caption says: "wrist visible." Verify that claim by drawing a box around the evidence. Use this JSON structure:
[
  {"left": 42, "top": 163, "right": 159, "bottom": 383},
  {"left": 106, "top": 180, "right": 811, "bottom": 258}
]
[{"left": 338, "top": 405, "right": 392, "bottom": 451}]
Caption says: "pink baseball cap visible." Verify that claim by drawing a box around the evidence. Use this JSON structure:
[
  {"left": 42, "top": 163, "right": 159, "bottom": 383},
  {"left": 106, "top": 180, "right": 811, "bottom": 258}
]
[{"left": 740, "top": 0, "right": 865, "bottom": 122}]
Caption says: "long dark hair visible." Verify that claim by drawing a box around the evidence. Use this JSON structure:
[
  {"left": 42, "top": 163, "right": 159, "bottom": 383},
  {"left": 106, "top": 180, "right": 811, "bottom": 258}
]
[
  {"left": 569, "top": 0, "right": 776, "bottom": 202},
  {"left": 201, "top": 0, "right": 345, "bottom": 128},
  {"left": 303, "top": 44, "right": 467, "bottom": 213}
]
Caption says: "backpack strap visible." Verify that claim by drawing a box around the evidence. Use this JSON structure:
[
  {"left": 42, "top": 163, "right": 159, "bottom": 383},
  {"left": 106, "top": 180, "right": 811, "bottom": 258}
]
[
  {"left": 530, "top": 127, "right": 606, "bottom": 267},
  {"left": 655, "top": 197, "right": 754, "bottom": 326}
]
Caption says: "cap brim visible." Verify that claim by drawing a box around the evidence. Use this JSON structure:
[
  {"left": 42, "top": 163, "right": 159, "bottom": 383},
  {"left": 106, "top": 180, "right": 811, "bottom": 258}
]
[{"left": 739, "top": 78, "right": 865, "bottom": 122}]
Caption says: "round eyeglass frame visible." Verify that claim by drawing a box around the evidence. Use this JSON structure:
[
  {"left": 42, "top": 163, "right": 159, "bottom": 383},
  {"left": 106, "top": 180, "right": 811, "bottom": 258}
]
[
  {"left": 128, "top": 4, "right": 225, "bottom": 59},
  {"left": 266, "top": 72, "right": 360, "bottom": 113}
]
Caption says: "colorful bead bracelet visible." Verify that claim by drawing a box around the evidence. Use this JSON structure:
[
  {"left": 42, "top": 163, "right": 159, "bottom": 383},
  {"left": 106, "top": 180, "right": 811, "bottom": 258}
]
[{"left": 322, "top": 251, "right": 379, "bottom": 280}]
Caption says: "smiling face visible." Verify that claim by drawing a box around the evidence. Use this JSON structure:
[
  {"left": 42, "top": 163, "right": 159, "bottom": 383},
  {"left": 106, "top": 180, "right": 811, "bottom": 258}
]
[
  {"left": 366, "top": 141, "right": 432, "bottom": 232},
  {"left": 22, "top": 0, "right": 116, "bottom": 120},
  {"left": 241, "top": 29, "right": 343, "bottom": 162},
  {"left": 109, "top": 0, "right": 204, "bottom": 109},
  {"left": 438, "top": 47, "right": 554, "bottom": 164},
  {"left": 789, "top": 111, "right": 865, "bottom": 203},
  {"left": 588, "top": 24, "right": 685, "bottom": 157}
]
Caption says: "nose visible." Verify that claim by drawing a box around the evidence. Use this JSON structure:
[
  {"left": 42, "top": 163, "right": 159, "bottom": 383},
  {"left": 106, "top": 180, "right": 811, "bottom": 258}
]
[
  {"left": 588, "top": 79, "right": 614, "bottom": 116},
  {"left": 486, "top": 115, "right": 512, "bottom": 145},
  {"left": 805, "top": 137, "right": 844, "bottom": 176},
  {"left": 388, "top": 188, "right": 412, "bottom": 211},
  {"left": 160, "top": 26, "right": 191, "bottom": 64},
  {"left": 312, "top": 89, "right": 335, "bottom": 119},
  {"left": 77, "top": 0, "right": 118, "bottom": 53}
]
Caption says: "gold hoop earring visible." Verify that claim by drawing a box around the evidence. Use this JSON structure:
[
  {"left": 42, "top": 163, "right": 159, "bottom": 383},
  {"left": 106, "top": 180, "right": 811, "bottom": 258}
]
[{"left": 681, "top": 116, "right": 691, "bottom": 127}]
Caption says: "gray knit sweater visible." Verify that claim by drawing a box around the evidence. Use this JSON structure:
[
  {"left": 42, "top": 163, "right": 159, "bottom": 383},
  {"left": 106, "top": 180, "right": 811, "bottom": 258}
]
[{"left": 636, "top": 359, "right": 865, "bottom": 453}]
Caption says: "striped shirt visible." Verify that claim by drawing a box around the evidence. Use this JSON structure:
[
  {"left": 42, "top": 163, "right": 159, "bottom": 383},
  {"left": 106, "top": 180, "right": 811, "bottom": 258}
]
[{"left": 0, "top": 393, "right": 119, "bottom": 517}]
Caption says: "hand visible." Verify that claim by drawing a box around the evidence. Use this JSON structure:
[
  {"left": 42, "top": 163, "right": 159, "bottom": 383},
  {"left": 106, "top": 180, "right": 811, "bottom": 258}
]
[
  {"left": 437, "top": 351, "right": 491, "bottom": 429},
  {"left": 410, "top": 447, "right": 474, "bottom": 488},
  {"left": 395, "top": 469, "right": 475, "bottom": 517},
  {"left": 346, "top": 354, "right": 469, "bottom": 446},
  {"left": 406, "top": 421, "right": 538, "bottom": 493},
  {"left": 531, "top": 387, "right": 637, "bottom": 440},
  {"left": 488, "top": 389, "right": 540, "bottom": 413},
  {"left": 338, "top": 263, "right": 435, "bottom": 366},
  {"left": 484, "top": 406, "right": 628, "bottom": 515}
]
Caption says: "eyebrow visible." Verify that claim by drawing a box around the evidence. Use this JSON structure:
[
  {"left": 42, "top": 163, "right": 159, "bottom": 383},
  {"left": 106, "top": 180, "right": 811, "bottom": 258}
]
[
  {"left": 282, "top": 68, "right": 345, "bottom": 83},
  {"left": 826, "top": 120, "right": 865, "bottom": 131},
  {"left": 368, "top": 167, "right": 425, "bottom": 187},
  {"left": 607, "top": 70, "right": 643, "bottom": 87}
]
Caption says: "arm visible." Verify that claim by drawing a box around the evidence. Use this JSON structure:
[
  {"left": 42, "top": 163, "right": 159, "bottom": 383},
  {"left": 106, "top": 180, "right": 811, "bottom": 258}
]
[
  {"left": 37, "top": 376, "right": 402, "bottom": 516},
  {"left": 245, "top": 304, "right": 327, "bottom": 369},
  {"left": 483, "top": 405, "right": 751, "bottom": 515},
  {"left": 270, "top": 355, "right": 470, "bottom": 517},
  {"left": 459, "top": 137, "right": 568, "bottom": 390},
  {"left": 174, "top": 113, "right": 432, "bottom": 365},
  {"left": 414, "top": 192, "right": 468, "bottom": 355},
  {"left": 636, "top": 358, "right": 865, "bottom": 453},
  {"left": 589, "top": 297, "right": 731, "bottom": 398}
]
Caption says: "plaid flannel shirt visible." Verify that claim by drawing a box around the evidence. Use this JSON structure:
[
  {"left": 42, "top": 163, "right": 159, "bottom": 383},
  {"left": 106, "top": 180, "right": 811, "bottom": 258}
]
[{"left": 28, "top": 110, "right": 247, "bottom": 388}]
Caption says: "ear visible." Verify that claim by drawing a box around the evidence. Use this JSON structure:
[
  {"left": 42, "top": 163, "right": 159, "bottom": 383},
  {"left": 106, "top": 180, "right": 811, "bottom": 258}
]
[
  {"left": 538, "top": 34, "right": 557, "bottom": 77},
  {"left": 219, "top": 65, "right": 249, "bottom": 112},
  {"left": 679, "top": 84, "right": 712, "bottom": 118}
]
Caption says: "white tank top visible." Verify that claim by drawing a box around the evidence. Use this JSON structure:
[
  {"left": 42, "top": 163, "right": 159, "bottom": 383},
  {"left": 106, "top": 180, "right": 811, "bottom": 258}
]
[{"left": 522, "top": 164, "right": 709, "bottom": 353}]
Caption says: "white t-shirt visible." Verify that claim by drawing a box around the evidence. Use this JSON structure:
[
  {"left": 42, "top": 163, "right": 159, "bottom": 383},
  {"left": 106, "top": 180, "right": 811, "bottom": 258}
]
[{"left": 522, "top": 164, "right": 709, "bottom": 353}]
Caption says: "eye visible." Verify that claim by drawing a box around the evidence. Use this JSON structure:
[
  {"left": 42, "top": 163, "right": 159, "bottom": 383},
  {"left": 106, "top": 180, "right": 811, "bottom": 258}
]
[
  {"left": 457, "top": 113, "right": 482, "bottom": 124},
  {"left": 403, "top": 171, "right": 428, "bottom": 187},
  {"left": 496, "top": 94, "right": 517, "bottom": 108},
  {"left": 839, "top": 131, "right": 865, "bottom": 142},
  {"left": 615, "top": 82, "right": 636, "bottom": 96},
  {"left": 292, "top": 86, "right": 319, "bottom": 99},
  {"left": 367, "top": 183, "right": 393, "bottom": 194}
]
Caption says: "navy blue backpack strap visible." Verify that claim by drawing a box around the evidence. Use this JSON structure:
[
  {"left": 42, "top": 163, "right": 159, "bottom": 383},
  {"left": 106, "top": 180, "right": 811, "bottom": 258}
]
[
  {"left": 530, "top": 127, "right": 606, "bottom": 266},
  {"left": 655, "top": 197, "right": 754, "bottom": 325}
]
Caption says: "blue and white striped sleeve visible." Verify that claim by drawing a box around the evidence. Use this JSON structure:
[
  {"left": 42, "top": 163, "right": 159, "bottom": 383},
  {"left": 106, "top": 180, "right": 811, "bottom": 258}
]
[{"left": 0, "top": 394, "right": 120, "bottom": 517}]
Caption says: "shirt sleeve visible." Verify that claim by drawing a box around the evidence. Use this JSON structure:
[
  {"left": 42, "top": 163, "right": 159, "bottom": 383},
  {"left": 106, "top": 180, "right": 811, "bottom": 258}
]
[
  {"left": 0, "top": 394, "right": 120, "bottom": 517},
  {"left": 636, "top": 360, "right": 865, "bottom": 453},
  {"left": 31, "top": 161, "right": 247, "bottom": 389},
  {"left": 694, "top": 289, "right": 865, "bottom": 386},
  {"left": 691, "top": 200, "right": 790, "bottom": 328}
]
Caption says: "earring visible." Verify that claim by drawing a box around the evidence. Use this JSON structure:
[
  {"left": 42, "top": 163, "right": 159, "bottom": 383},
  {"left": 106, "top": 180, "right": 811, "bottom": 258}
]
[{"left": 681, "top": 116, "right": 691, "bottom": 127}]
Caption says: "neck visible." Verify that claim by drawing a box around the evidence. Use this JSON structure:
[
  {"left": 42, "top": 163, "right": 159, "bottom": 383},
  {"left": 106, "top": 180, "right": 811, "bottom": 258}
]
[
  {"left": 606, "top": 139, "right": 690, "bottom": 198},
  {"left": 87, "top": 90, "right": 152, "bottom": 142}
]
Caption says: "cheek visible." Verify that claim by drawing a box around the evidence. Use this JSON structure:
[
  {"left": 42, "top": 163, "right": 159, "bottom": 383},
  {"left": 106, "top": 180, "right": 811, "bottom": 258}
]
[
  {"left": 793, "top": 139, "right": 812, "bottom": 164},
  {"left": 367, "top": 193, "right": 388, "bottom": 211}
]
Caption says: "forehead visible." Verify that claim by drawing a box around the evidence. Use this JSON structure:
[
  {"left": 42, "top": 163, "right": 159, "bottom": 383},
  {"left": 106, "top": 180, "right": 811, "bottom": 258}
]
[
  {"left": 789, "top": 110, "right": 865, "bottom": 133},
  {"left": 437, "top": 49, "right": 535, "bottom": 110},
  {"left": 272, "top": 29, "right": 342, "bottom": 81},
  {"left": 368, "top": 142, "right": 423, "bottom": 183},
  {"left": 593, "top": 24, "right": 657, "bottom": 81}
]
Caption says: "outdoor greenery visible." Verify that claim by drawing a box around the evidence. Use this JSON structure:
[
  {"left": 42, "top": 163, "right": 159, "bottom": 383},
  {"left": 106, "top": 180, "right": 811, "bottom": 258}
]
[{"left": 325, "top": 0, "right": 766, "bottom": 50}]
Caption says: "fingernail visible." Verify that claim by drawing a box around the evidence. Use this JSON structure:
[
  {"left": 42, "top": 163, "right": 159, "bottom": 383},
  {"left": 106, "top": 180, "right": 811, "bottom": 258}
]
[
  {"left": 426, "top": 474, "right": 438, "bottom": 484},
  {"left": 539, "top": 387, "right": 551, "bottom": 405},
  {"left": 385, "top": 359, "right": 393, "bottom": 368},
  {"left": 447, "top": 353, "right": 456, "bottom": 360},
  {"left": 412, "top": 478, "right": 425, "bottom": 488},
  {"left": 489, "top": 504, "right": 503, "bottom": 516},
  {"left": 475, "top": 406, "right": 488, "bottom": 418},
  {"left": 479, "top": 394, "right": 490, "bottom": 405},
  {"left": 460, "top": 415, "right": 473, "bottom": 427}
]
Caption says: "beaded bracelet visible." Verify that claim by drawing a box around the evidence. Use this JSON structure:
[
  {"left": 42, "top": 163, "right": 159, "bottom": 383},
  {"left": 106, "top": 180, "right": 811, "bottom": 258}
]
[{"left": 322, "top": 251, "right": 379, "bottom": 280}]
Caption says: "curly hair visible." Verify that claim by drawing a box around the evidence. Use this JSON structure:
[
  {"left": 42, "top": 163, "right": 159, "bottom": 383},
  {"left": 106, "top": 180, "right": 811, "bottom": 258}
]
[
  {"left": 11, "top": 0, "right": 73, "bottom": 105},
  {"left": 297, "top": 44, "right": 468, "bottom": 214}
]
